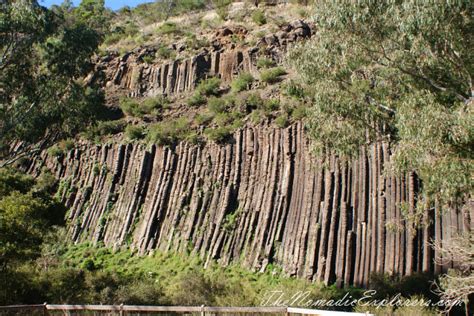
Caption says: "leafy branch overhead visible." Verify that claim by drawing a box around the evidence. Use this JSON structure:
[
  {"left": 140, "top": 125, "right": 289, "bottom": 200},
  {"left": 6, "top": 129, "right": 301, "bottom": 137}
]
[
  {"left": 0, "top": 0, "right": 107, "bottom": 166},
  {"left": 290, "top": 1, "right": 473, "bottom": 205}
]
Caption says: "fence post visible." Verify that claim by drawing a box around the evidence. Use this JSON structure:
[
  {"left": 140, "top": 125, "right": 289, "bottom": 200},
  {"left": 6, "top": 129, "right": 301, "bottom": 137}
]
[
  {"left": 285, "top": 307, "right": 289, "bottom": 316},
  {"left": 43, "top": 302, "right": 48, "bottom": 316},
  {"left": 120, "top": 303, "right": 124, "bottom": 316},
  {"left": 201, "top": 304, "right": 205, "bottom": 316}
]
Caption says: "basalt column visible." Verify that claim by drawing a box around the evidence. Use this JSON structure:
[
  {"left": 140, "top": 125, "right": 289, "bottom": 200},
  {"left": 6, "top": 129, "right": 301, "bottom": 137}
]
[{"left": 28, "top": 122, "right": 471, "bottom": 287}]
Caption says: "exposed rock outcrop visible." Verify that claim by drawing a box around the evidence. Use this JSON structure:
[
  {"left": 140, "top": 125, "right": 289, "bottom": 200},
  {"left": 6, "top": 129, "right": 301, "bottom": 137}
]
[
  {"left": 95, "top": 21, "right": 312, "bottom": 100},
  {"left": 27, "top": 122, "right": 472, "bottom": 286}
]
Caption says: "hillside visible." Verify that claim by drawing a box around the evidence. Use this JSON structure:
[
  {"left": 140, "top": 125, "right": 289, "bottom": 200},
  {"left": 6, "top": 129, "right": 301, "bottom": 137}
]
[
  {"left": 1, "top": 0, "right": 472, "bottom": 313},
  {"left": 24, "top": 0, "right": 470, "bottom": 285}
]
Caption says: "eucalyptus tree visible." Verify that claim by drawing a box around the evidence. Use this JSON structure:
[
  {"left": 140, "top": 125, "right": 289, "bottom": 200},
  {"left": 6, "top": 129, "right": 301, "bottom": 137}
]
[
  {"left": 290, "top": 1, "right": 473, "bottom": 312},
  {"left": 0, "top": 0, "right": 106, "bottom": 166},
  {"left": 290, "top": 1, "right": 473, "bottom": 206}
]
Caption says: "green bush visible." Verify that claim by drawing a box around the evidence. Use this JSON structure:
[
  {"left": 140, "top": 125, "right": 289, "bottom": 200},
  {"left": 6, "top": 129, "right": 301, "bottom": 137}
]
[
  {"left": 185, "top": 33, "right": 210, "bottom": 50},
  {"left": 146, "top": 118, "right": 190, "bottom": 145},
  {"left": 231, "top": 73, "right": 254, "bottom": 92},
  {"left": 103, "top": 33, "right": 123, "bottom": 46},
  {"left": 156, "top": 22, "right": 180, "bottom": 35},
  {"left": 60, "top": 139, "right": 75, "bottom": 151},
  {"left": 196, "top": 77, "right": 221, "bottom": 96},
  {"left": 34, "top": 169, "right": 57, "bottom": 193},
  {"left": 157, "top": 46, "right": 175, "bottom": 59},
  {"left": 115, "top": 278, "right": 165, "bottom": 304},
  {"left": 195, "top": 111, "right": 214, "bottom": 125},
  {"left": 120, "top": 98, "right": 142, "bottom": 117},
  {"left": 284, "top": 80, "right": 306, "bottom": 99},
  {"left": 230, "top": 118, "right": 244, "bottom": 129},
  {"left": 47, "top": 145, "right": 64, "bottom": 158},
  {"left": 213, "top": 0, "right": 232, "bottom": 20},
  {"left": 142, "top": 55, "right": 154, "bottom": 64},
  {"left": 260, "top": 67, "right": 286, "bottom": 84},
  {"left": 204, "top": 126, "right": 232, "bottom": 143},
  {"left": 175, "top": 0, "right": 207, "bottom": 13},
  {"left": 274, "top": 115, "right": 289, "bottom": 128},
  {"left": 213, "top": 112, "right": 234, "bottom": 126},
  {"left": 251, "top": 9, "right": 266, "bottom": 25},
  {"left": 207, "top": 97, "right": 228, "bottom": 114},
  {"left": 184, "top": 132, "right": 201, "bottom": 145},
  {"left": 96, "top": 120, "right": 126, "bottom": 136},
  {"left": 256, "top": 57, "right": 275, "bottom": 69},
  {"left": 188, "top": 93, "right": 206, "bottom": 107},
  {"left": 244, "top": 93, "right": 264, "bottom": 111},
  {"left": 125, "top": 125, "right": 145, "bottom": 140},
  {"left": 250, "top": 109, "right": 264, "bottom": 124},
  {"left": 291, "top": 105, "right": 307, "bottom": 120},
  {"left": 142, "top": 96, "right": 169, "bottom": 113},
  {"left": 120, "top": 97, "right": 166, "bottom": 117},
  {"left": 263, "top": 99, "right": 280, "bottom": 112}
]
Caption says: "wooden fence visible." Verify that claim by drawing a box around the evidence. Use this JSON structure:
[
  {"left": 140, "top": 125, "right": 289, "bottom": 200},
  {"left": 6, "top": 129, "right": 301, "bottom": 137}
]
[{"left": 0, "top": 305, "right": 373, "bottom": 316}]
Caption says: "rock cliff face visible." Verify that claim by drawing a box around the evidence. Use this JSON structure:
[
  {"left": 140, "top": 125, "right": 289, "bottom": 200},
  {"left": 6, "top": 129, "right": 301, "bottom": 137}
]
[
  {"left": 27, "top": 122, "right": 471, "bottom": 286},
  {"left": 93, "top": 20, "right": 312, "bottom": 99},
  {"left": 27, "top": 19, "right": 471, "bottom": 287}
]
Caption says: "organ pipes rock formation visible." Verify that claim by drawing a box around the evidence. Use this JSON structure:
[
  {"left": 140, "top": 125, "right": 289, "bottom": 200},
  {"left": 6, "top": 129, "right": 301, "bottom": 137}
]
[
  {"left": 27, "top": 122, "right": 472, "bottom": 287},
  {"left": 28, "top": 20, "right": 471, "bottom": 287},
  {"left": 92, "top": 20, "right": 312, "bottom": 99}
]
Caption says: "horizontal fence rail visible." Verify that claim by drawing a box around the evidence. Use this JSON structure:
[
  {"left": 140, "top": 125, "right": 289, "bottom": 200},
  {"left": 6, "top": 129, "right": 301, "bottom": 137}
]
[{"left": 0, "top": 305, "right": 373, "bottom": 316}]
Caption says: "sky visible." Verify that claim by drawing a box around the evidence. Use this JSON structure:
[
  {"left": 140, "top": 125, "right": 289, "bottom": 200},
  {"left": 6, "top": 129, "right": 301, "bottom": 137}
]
[{"left": 39, "top": 0, "right": 154, "bottom": 11}]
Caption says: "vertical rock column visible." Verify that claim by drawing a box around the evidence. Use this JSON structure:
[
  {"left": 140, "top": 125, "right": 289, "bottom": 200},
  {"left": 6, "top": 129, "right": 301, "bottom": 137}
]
[{"left": 30, "top": 123, "right": 472, "bottom": 286}]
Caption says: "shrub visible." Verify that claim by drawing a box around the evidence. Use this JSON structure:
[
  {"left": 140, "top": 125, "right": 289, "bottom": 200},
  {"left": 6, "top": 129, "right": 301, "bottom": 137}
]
[
  {"left": 284, "top": 80, "right": 306, "bottom": 99},
  {"left": 213, "top": 0, "right": 232, "bottom": 20},
  {"left": 120, "top": 97, "right": 166, "bottom": 117},
  {"left": 196, "top": 77, "right": 221, "bottom": 96},
  {"left": 231, "top": 73, "right": 254, "bottom": 92},
  {"left": 244, "top": 93, "right": 263, "bottom": 111},
  {"left": 120, "top": 98, "right": 142, "bottom": 117},
  {"left": 297, "top": 7, "right": 310, "bottom": 19},
  {"left": 48, "top": 145, "right": 64, "bottom": 158},
  {"left": 274, "top": 115, "right": 289, "bottom": 128},
  {"left": 142, "top": 55, "right": 154, "bottom": 64},
  {"left": 34, "top": 169, "right": 57, "bottom": 193},
  {"left": 157, "top": 46, "right": 174, "bottom": 59},
  {"left": 222, "top": 209, "right": 241, "bottom": 232},
  {"left": 141, "top": 96, "right": 168, "bottom": 113},
  {"left": 156, "top": 22, "right": 180, "bottom": 35},
  {"left": 251, "top": 10, "right": 266, "bottom": 25},
  {"left": 204, "top": 126, "right": 232, "bottom": 143},
  {"left": 115, "top": 278, "right": 165, "bottom": 304},
  {"left": 230, "top": 117, "right": 244, "bottom": 129},
  {"left": 188, "top": 93, "right": 206, "bottom": 107},
  {"left": 60, "top": 139, "right": 75, "bottom": 151},
  {"left": 256, "top": 57, "right": 275, "bottom": 69},
  {"left": 96, "top": 120, "right": 126, "bottom": 136},
  {"left": 263, "top": 99, "right": 280, "bottom": 112},
  {"left": 250, "top": 110, "right": 264, "bottom": 124},
  {"left": 213, "top": 112, "right": 234, "bottom": 126},
  {"left": 103, "top": 33, "right": 123, "bottom": 46},
  {"left": 82, "top": 258, "right": 96, "bottom": 271},
  {"left": 146, "top": 118, "right": 190, "bottom": 145},
  {"left": 208, "top": 97, "right": 226, "bottom": 114},
  {"left": 125, "top": 125, "right": 145, "bottom": 140},
  {"left": 291, "top": 106, "right": 307, "bottom": 120},
  {"left": 185, "top": 34, "right": 210, "bottom": 50},
  {"left": 260, "top": 67, "right": 286, "bottom": 84},
  {"left": 195, "top": 111, "right": 214, "bottom": 125},
  {"left": 184, "top": 132, "right": 201, "bottom": 145}
]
